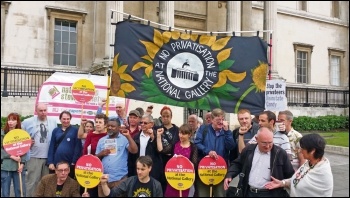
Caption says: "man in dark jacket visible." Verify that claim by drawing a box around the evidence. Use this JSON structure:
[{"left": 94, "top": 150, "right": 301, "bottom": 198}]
[{"left": 224, "top": 127, "right": 294, "bottom": 197}]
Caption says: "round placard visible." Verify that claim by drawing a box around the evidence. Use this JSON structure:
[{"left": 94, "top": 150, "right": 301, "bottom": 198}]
[
  {"left": 3, "top": 129, "right": 31, "bottom": 156},
  {"left": 198, "top": 155, "right": 227, "bottom": 185},
  {"left": 165, "top": 155, "right": 195, "bottom": 190},
  {"left": 71, "top": 79, "right": 96, "bottom": 103},
  {"left": 75, "top": 155, "right": 104, "bottom": 188}
]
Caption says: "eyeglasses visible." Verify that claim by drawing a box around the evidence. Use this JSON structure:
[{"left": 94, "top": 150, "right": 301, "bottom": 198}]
[
  {"left": 56, "top": 168, "right": 69, "bottom": 173},
  {"left": 140, "top": 122, "right": 150, "bottom": 125},
  {"left": 260, "top": 142, "right": 273, "bottom": 146}
]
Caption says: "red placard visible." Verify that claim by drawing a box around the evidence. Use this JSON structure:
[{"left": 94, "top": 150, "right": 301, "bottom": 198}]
[
  {"left": 75, "top": 155, "right": 104, "bottom": 188},
  {"left": 198, "top": 155, "right": 227, "bottom": 185},
  {"left": 3, "top": 129, "right": 31, "bottom": 156},
  {"left": 165, "top": 155, "right": 195, "bottom": 190},
  {"left": 71, "top": 79, "right": 96, "bottom": 103}
]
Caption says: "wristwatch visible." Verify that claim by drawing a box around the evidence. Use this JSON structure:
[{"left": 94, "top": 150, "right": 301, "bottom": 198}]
[
  {"left": 282, "top": 180, "right": 286, "bottom": 187},
  {"left": 239, "top": 133, "right": 244, "bottom": 136}
]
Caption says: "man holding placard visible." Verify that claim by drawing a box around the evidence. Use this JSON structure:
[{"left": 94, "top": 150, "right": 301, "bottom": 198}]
[{"left": 194, "top": 108, "right": 235, "bottom": 197}]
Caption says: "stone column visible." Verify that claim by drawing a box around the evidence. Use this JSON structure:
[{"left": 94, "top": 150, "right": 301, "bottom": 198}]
[
  {"left": 105, "top": 1, "right": 123, "bottom": 60},
  {"left": 226, "top": 1, "right": 241, "bottom": 35},
  {"left": 263, "top": 1, "right": 278, "bottom": 78},
  {"left": 159, "top": 1, "right": 174, "bottom": 30},
  {"left": 241, "top": 1, "right": 252, "bottom": 36}
]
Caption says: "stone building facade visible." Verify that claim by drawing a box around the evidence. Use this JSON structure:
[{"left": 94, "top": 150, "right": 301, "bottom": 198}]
[{"left": 1, "top": 1, "right": 349, "bottom": 126}]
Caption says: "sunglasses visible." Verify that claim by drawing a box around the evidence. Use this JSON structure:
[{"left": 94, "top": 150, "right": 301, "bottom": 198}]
[{"left": 139, "top": 121, "right": 150, "bottom": 125}]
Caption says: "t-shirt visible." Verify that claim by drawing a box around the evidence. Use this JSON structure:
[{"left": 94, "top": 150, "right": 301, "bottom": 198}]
[
  {"left": 132, "top": 179, "right": 153, "bottom": 197},
  {"left": 55, "top": 184, "right": 63, "bottom": 197},
  {"left": 83, "top": 132, "right": 107, "bottom": 155},
  {"left": 30, "top": 120, "right": 50, "bottom": 158}
]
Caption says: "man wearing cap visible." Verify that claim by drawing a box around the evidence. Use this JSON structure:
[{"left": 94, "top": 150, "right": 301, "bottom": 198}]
[{"left": 127, "top": 110, "right": 141, "bottom": 139}]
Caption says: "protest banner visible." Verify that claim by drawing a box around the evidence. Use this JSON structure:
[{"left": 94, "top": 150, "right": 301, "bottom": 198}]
[
  {"left": 165, "top": 155, "right": 195, "bottom": 196},
  {"left": 75, "top": 155, "right": 104, "bottom": 190},
  {"left": 265, "top": 79, "right": 287, "bottom": 111},
  {"left": 110, "top": 21, "right": 268, "bottom": 115},
  {"left": 36, "top": 72, "right": 126, "bottom": 125}
]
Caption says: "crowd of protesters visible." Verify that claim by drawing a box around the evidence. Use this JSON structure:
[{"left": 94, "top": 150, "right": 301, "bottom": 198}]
[{"left": 1, "top": 101, "right": 333, "bottom": 197}]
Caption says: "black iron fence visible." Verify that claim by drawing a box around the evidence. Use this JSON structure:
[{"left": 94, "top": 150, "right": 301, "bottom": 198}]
[
  {"left": 1, "top": 67, "right": 349, "bottom": 108},
  {"left": 1, "top": 67, "right": 89, "bottom": 97}
]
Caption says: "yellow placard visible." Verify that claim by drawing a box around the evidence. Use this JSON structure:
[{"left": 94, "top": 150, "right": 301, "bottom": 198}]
[{"left": 3, "top": 129, "right": 31, "bottom": 156}]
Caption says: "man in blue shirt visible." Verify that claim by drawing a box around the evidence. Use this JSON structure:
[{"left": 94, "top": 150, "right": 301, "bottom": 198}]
[{"left": 95, "top": 118, "right": 138, "bottom": 197}]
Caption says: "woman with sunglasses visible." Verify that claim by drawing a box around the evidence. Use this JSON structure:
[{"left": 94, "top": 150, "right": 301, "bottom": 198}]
[
  {"left": 264, "top": 133, "right": 333, "bottom": 197},
  {"left": 1, "top": 112, "right": 27, "bottom": 197}
]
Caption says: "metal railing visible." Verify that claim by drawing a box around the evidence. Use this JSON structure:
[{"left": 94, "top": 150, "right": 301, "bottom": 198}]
[
  {"left": 1, "top": 67, "right": 349, "bottom": 108},
  {"left": 286, "top": 87, "right": 349, "bottom": 108},
  {"left": 1, "top": 67, "right": 90, "bottom": 97}
]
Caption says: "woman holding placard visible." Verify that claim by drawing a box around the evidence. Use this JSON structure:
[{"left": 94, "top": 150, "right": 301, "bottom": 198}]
[
  {"left": 157, "top": 124, "right": 198, "bottom": 197},
  {"left": 1, "top": 113, "right": 27, "bottom": 197}
]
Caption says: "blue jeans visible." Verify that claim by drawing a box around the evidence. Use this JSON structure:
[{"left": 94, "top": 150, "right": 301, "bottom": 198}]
[{"left": 1, "top": 170, "right": 26, "bottom": 197}]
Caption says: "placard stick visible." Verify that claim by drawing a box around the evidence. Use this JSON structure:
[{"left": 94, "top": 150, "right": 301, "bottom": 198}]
[
  {"left": 179, "top": 190, "right": 182, "bottom": 197},
  {"left": 84, "top": 187, "right": 87, "bottom": 193},
  {"left": 209, "top": 185, "right": 213, "bottom": 197},
  {"left": 81, "top": 104, "right": 84, "bottom": 119},
  {"left": 18, "top": 161, "right": 23, "bottom": 197}
]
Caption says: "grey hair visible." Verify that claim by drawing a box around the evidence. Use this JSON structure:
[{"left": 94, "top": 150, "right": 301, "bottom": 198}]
[
  {"left": 142, "top": 114, "right": 154, "bottom": 122},
  {"left": 278, "top": 110, "right": 294, "bottom": 121}
]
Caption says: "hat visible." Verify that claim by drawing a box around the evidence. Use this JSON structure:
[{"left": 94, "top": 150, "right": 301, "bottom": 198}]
[{"left": 129, "top": 110, "right": 141, "bottom": 118}]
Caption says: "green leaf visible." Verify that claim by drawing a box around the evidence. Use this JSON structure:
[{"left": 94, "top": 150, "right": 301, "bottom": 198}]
[
  {"left": 146, "top": 95, "right": 167, "bottom": 103},
  {"left": 177, "top": 101, "right": 188, "bottom": 108},
  {"left": 144, "top": 59, "right": 152, "bottom": 65},
  {"left": 187, "top": 100, "right": 197, "bottom": 109},
  {"left": 219, "top": 60, "right": 235, "bottom": 71},
  {"left": 211, "top": 84, "right": 240, "bottom": 99},
  {"left": 197, "top": 97, "right": 211, "bottom": 110},
  {"left": 166, "top": 97, "right": 178, "bottom": 106},
  {"left": 140, "top": 90, "right": 159, "bottom": 97},
  {"left": 207, "top": 93, "right": 221, "bottom": 108}
]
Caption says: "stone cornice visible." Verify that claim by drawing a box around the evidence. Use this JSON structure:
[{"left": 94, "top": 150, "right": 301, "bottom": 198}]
[{"left": 45, "top": 5, "right": 88, "bottom": 24}]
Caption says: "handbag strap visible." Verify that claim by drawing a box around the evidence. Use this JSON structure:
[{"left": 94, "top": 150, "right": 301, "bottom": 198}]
[{"left": 55, "top": 126, "right": 70, "bottom": 149}]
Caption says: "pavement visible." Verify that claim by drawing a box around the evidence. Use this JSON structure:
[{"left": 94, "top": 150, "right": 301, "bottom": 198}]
[
  {"left": 6, "top": 151, "right": 349, "bottom": 197},
  {"left": 325, "top": 151, "right": 349, "bottom": 197}
]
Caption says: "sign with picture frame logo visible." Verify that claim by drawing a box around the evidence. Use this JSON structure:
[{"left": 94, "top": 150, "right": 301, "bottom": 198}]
[
  {"left": 75, "top": 155, "right": 104, "bottom": 188},
  {"left": 152, "top": 39, "right": 219, "bottom": 101},
  {"left": 3, "top": 129, "right": 31, "bottom": 156},
  {"left": 165, "top": 155, "right": 195, "bottom": 190},
  {"left": 198, "top": 155, "right": 227, "bottom": 185}
]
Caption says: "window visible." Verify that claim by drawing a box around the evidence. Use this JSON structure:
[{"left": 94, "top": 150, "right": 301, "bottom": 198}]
[
  {"left": 293, "top": 43, "right": 313, "bottom": 84},
  {"left": 54, "top": 19, "right": 77, "bottom": 66},
  {"left": 328, "top": 48, "right": 345, "bottom": 86},
  {"left": 298, "top": 1, "right": 307, "bottom": 11},
  {"left": 296, "top": 51, "right": 308, "bottom": 83},
  {"left": 330, "top": 55, "right": 340, "bottom": 86},
  {"left": 45, "top": 6, "right": 87, "bottom": 68},
  {"left": 331, "top": 1, "right": 340, "bottom": 18}
]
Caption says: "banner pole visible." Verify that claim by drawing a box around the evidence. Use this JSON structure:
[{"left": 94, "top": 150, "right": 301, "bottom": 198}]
[
  {"left": 106, "top": 69, "right": 111, "bottom": 117},
  {"left": 269, "top": 33, "right": 272, "bottom": 80},
  {"left": 106, "top": 9, "right": 115, "bottom": 117}
]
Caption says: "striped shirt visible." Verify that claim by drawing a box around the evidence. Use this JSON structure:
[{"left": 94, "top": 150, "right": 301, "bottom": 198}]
[{"left": 248, "top": 131, "right": 291, "bottom": 155}]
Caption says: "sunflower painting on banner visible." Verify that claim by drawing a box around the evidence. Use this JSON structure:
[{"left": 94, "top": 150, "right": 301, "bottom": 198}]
[{"left": 110, "top": 21, "right": 268, "bottom": 115}]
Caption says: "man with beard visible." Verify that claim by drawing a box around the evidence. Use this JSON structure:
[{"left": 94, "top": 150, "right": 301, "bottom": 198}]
[{"left": 95, "top": 118, "right": 138, "bottom": 197}]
